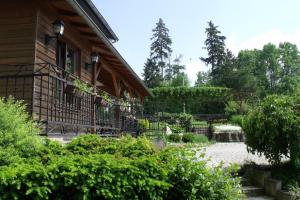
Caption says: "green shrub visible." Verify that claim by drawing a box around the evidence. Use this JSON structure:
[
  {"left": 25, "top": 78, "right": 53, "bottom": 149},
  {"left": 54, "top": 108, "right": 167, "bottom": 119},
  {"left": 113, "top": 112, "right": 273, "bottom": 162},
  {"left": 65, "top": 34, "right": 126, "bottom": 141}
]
[
  {"left": 158, "top": 112, "right": 193, "bottom": 131},
  {"left": 168, "top": 134, "right": 181, "bottom": 142},
  {"left": 243, "top": 95, "right": 300, "bottom": 167},
  {"left": 225, "top": 100, "right": 249, "bottom": 117},
  {"left": 66, "top": 134, "right": 157, "bottom": 158},
  {"left": 0, "top": 98, "right": 42, "bottom": 158},
  {"left": 0, "top": 100, "right": 242, "bottom": 199},
  {"left": 182, "top": 133, "right": 209, "bottom": 143},
  {"left": 230, "top": 115, "right": 244, "bottom": 126},
  {"left": 138, "top": 119, "right": 150, "bottom": 131},
  {"left": 170, "top": 125, "right": 184, "bottom": 134},
  {"left": 192, "top": 134, "right": 209, "bottom": 143},
  {"left": 0, "top": 146, "right": 243, "bottom": 200}
]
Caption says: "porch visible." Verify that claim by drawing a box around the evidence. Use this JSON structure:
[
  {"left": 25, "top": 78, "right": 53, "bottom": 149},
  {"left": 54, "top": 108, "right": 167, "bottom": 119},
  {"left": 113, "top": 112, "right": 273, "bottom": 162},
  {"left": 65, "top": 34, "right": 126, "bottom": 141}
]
[{"left": 0, "top": 62, "right": 140, "bottom": 135}]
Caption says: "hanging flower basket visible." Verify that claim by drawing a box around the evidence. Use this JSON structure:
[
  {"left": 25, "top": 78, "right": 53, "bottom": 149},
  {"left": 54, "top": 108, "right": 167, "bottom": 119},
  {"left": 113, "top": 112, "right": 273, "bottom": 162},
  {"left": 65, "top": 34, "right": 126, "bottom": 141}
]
[
  {"left": 74, "top": 89, "right": 84, "bottom": 98},
  {"left": 120, "top": 105, "right": 126, "bottom": 112},
  {"left": 64, "top": 82, "right": 76, "bottom": 94},
  {"left": 100, "top": 99, "right": 109, "bottom": 107},
  {"left": 94, "top": 96, "right": 102, "bottom": 104}
]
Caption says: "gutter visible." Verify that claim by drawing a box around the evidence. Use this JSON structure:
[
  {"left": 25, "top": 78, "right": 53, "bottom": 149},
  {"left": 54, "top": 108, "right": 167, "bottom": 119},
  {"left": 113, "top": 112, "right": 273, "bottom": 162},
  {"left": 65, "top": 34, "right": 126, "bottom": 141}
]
[
  {"left": 65, "top": 0, "right": 152, "bottom": 96},
  {"left": 84, "top": 0, "right": 118, "bottom": 42}
]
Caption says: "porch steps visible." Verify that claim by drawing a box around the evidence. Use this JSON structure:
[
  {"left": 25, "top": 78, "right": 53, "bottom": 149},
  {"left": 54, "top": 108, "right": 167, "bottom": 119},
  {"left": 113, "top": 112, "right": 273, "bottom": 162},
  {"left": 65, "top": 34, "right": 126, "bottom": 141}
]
[{"left": 241, "top": 178, "right": 274, "bottom": 200}]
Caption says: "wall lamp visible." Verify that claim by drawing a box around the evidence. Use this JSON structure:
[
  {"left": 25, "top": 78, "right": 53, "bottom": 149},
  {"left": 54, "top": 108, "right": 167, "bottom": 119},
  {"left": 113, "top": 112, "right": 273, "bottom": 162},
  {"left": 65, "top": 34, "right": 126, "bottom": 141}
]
[
  {"left": 45, "top": 19, "right": 65, "bottom": 45},
  {"left": 85, "top": 52, "right": 100, "bottom": 70}
]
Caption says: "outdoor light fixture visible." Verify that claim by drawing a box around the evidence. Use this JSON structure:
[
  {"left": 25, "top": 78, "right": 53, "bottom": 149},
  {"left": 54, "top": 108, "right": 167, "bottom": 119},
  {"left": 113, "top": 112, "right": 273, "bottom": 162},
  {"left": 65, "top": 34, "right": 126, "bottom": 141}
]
[
  {"left": 85, "top": 52, "right": 100, "bottom": 69},
  {"left": 45, "top": 19, "right": 65, "bottom": 45}
]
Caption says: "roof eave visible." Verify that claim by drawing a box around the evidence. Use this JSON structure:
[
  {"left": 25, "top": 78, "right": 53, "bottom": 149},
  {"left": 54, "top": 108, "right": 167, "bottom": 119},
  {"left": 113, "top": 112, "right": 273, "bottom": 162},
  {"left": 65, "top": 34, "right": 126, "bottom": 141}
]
[{"left": 65, "top": 0, "right": 151, "bottom": 97}]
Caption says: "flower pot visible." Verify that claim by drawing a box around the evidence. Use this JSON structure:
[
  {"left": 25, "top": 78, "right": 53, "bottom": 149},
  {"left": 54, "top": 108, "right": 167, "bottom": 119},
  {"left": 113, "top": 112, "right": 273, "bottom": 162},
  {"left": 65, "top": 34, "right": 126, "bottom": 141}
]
[
  {"left": 94, "top": 96, "right": 102, "bottom": 104},
  {"left": 120, "top": 106, "right": 126, "bottom": 112},
  {"left": 74, "top": 89, "right": 84, "bottom": 98},
  {"left": 64, "top": 82, "right": 76, "bottom": 94},
  {"left": 100, "top": 99, "right": 108, "bottom": 107}
]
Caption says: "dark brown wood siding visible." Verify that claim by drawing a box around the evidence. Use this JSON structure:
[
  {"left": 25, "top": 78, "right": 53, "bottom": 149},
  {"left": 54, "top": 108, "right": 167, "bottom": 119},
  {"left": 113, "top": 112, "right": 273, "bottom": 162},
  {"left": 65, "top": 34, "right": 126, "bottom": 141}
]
[{"left": 0, "top": 1, "right": 37, "bottom": 110}]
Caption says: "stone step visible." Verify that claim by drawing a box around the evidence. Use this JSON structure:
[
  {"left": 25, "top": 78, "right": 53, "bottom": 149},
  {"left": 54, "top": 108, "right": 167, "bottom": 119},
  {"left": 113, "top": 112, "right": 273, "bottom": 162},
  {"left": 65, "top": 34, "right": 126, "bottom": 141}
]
[
  {"left": 243, "top": 186, "right": 264, "bottom": 197},
  {"left": 248, "top": 196, "right": 275, "bottom": 200},
  {"left": 241, "top": 177, "right": 252, "bottom": 186}
]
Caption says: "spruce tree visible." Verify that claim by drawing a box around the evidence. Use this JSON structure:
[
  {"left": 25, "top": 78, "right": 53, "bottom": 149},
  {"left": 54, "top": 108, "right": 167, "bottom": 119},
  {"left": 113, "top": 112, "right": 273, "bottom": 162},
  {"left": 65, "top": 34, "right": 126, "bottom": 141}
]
[
  {"left": 201, "top": 21, "right": 226, "bottom": 83},
  {"left": 142, "top": 58, "right": 161, "bottom": 88},
  {"left": 150, "top": 18, "right": 173, "bottom": 79}
]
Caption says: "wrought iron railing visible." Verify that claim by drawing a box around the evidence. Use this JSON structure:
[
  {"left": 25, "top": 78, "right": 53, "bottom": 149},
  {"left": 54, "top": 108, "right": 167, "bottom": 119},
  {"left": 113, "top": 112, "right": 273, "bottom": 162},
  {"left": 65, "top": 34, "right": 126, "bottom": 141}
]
[{"left": 0, "top": 63, "right": 139, "bottom": 135}]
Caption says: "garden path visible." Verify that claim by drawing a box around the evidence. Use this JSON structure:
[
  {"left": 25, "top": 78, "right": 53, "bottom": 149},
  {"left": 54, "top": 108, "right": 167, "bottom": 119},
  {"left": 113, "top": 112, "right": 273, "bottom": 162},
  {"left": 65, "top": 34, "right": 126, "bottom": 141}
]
[{"left": 201, "top": 142, "right": 270, "bottom": 167}]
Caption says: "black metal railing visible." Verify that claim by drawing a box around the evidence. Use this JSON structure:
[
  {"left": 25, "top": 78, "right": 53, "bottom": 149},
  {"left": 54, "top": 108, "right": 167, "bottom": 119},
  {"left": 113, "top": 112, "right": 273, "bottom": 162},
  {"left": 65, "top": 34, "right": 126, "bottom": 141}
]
[{"left": 0, "top": 63, "right": 139, "bottom": 135}]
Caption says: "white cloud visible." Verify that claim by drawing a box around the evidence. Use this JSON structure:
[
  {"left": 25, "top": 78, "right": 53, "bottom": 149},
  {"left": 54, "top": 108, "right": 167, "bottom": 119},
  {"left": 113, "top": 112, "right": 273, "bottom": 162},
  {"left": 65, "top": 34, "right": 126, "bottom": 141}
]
[
  {"left": 227, "top": 29, "right": 300, "bottom": 55},
  {"left": 185, "top": 59, "right": 208, "bottom": 85}
]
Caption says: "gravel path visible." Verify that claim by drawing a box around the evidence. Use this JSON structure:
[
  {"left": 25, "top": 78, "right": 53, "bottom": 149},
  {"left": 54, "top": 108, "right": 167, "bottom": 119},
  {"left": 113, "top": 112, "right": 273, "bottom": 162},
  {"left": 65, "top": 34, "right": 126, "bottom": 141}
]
[{"left": 200, "top": 142, "right": 270, "bottom": 167}]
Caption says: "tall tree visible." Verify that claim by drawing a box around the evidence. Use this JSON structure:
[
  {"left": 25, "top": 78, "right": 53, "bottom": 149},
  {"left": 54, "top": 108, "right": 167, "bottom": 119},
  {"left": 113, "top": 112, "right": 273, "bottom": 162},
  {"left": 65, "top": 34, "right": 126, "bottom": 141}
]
[
  {"left": 172, "top": 55, "right": 185, "bottom": 76},
  {"left": 213, "top": 49, "right": 236, "bottom": 86},
  {"left": 164, "top": 55, "right": 185, "bottom": 81},
  {"left": 200, "top": 21, "right": 226, "bottom": 84},
  {"left": 195, "top": 71, "right": 210, "bottom": 86},
  {"left": 277, "top": 42, "right": 300, "bottom": 94},
  {"left": 142, "top": 58, "right": 161, "bottom": 88},
  {"left": 259, "top": 43, "right": 281, "bottom": 94},
  {"left": 150, "top": 18, "right": 173, "bottom": 79}
]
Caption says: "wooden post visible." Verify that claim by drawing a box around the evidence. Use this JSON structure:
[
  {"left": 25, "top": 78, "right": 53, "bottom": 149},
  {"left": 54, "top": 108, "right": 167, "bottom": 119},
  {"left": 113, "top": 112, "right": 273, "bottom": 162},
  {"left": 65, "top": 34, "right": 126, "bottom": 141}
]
[{"left": 91, "top": 62, "right": 98, "bottom": 133}]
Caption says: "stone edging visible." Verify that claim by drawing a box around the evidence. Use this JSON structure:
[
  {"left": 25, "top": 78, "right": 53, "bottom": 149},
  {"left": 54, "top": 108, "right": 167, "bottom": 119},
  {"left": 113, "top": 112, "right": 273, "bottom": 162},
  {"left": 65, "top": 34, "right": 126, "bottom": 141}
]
[{"left": 243, "top": 166, "right": 297, "bottom": 200}]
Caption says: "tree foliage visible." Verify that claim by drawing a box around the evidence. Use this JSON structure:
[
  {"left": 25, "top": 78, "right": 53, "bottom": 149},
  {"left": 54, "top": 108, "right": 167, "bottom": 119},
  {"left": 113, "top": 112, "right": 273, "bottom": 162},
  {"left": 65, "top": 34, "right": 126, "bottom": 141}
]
[
  {"left": 243, "top": 95, "right": 300, "bottom": 167},
  {"left": 195, "top": 71, "right": 210, "bottom": 86},
  {"left": 150, "top": 18, "right": 173, "bottom": 78},
  {"left": 201, "top": 20, "right": 226, "bottom": 83},
  {"left": 143, "top": 58, "right": 161, "bottom": 88}
]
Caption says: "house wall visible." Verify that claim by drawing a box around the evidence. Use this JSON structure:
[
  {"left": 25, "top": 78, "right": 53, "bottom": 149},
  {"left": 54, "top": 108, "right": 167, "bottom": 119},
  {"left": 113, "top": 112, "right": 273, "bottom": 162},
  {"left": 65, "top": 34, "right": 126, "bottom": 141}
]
[
  {"left": 32, "top": 3, "right": 98, "bottom": 128},
  {"left": 0, "top": 1, "right": 37, "bottom": 110}
]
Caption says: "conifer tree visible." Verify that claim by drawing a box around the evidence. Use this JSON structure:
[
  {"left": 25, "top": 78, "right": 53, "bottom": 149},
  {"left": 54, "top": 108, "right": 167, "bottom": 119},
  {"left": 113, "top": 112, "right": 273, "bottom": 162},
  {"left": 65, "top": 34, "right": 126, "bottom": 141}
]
[
  {"left": 201, "top": 21, "right": 226, "bottom": 83},
  {"left": 150, "top": 18, "right": 173, "bottom": 79},
  {"left": 142, "top": 58, "right": 161, "bottom": 88}
]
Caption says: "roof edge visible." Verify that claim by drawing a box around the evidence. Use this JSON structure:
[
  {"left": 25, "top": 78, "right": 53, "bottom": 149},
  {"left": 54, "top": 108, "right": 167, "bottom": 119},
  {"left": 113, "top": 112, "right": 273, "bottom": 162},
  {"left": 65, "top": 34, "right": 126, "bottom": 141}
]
[
  {"left": 65, "top": 0, "right": 151, "bottom": 97},
  {"left": 75, "top": 0, "right": 118, "bottom": 42}
]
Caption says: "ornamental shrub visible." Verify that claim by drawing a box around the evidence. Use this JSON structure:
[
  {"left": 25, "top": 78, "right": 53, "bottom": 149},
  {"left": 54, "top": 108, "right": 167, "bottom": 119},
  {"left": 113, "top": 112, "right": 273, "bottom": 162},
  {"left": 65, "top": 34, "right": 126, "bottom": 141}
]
[
  {"left": 182, "top": 133, "right": 209, "bottom": 143},
  {"left": 158, "top": 112, "right": 193, "bottom": 131},
  {"left": 138, "top": 119, "right": 150, "bottom": 131},
  {"left": 168, "top": 134, "right": 181, "bottom": 142},
  {"left": 0, "top": 98, "right": 42, "bottom": 159},
  {"left": 0, "top": 146, "right": 243, "bottom": 200},
  {"left": 230, "top": 115, "right": 244, "bottom": 126},
  {"left": 0, "top": 99, "right": 243, "bottom": 199},
  {"left": 66, "top": 134, "right": 157, "bottom": 158},
  {"left": 243, "top": 95, "right": 300, "bottom": 167}
]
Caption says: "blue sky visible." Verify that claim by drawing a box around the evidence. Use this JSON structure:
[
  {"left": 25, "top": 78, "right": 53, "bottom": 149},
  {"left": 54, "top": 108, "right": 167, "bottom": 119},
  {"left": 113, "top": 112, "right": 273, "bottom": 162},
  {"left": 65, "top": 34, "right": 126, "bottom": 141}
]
[{"left": 95, "top": 0, "right": 300, "bottom": 84}]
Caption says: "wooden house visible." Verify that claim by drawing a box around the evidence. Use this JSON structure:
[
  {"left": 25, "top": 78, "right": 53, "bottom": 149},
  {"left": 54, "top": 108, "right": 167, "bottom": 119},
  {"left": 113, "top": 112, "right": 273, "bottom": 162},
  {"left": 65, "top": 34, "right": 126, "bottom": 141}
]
[{"left": 0, "top": 0, "right": 150, "bottom": 135}]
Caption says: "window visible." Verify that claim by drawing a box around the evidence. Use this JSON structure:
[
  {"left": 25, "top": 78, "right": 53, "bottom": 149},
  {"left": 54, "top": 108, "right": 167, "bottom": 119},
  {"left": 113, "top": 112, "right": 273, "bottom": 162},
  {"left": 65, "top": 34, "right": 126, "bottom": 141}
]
[
  {"left": 56, "top": 40, "right": 79, "bottom": 76},
  {"left": 66, "top": 47, "right": 78, "bottom": 75}
]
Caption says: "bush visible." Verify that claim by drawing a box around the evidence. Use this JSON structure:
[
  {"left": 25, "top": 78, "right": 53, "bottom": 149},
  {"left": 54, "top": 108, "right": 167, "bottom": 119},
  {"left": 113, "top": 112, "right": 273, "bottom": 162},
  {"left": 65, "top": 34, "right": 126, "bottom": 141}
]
[
  {"left": 182, "top": 133, "right": 209, "bottom": 143},
  {"left": 169, "top": 125, "right": 184, "bottom": 134},
  {"left": 0, "top": 100, "right": 243, "bottom": 199},
  {"left": 0, "top": 98, "right": 42, "bottom": 158},
  {"left": 168, "top": 134, "right": 181, "bottom": 142},
  {"left": 0, "top": 145, "right": 243, "bottom": 200},
  {"left": 230, "top": 115, "right": 244, "bottom": 126},
  {"left": 225, "top": 100, "right": 249, "bottom": 117},
  {"left": 66, "top": 134, "right": 157, "bottom": 158},
  {"left": 138, "top": 119, "right": 150, "bottom": 131},
  {"left": 158, "top": 112, "right": 193, "bottom": 131},
  {"left": 243, "top": 95, "right": 300, "bottom": 167}
]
